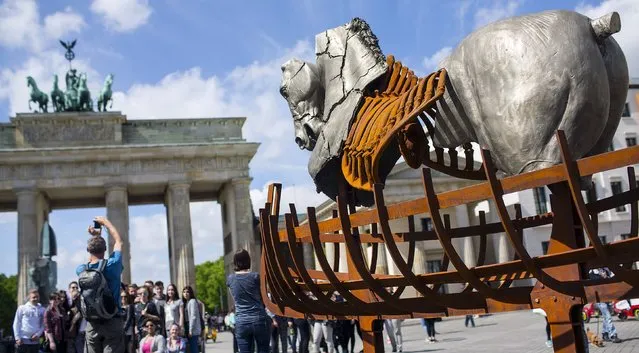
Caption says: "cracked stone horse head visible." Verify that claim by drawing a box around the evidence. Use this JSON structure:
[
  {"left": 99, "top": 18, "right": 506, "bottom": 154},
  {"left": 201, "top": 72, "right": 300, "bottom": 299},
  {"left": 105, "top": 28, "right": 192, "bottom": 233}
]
[
  {"left": 280, "top": 59, "right": 324, "bottom": 150},
  {"left": 280, "top": 11, "right": 629, "bottom": 205}
]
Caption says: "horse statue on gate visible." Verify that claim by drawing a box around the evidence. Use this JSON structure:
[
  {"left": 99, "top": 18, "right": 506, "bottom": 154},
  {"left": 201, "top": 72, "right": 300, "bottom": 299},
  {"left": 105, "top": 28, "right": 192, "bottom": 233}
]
[
  {"left": 77, "top": 73, "right": 93, "bottom": 111},
  {"left": 97, "top": 74, "right": 114, "bottom": 112},
  {"left": 26, "top": 76, "right": 49, "bottom": 113},
  {"left": 279, "top": 10, "right": 629, "bottom": 205},
  {"left": 50, "top": 74, "right": 65, "bottom": 112}
]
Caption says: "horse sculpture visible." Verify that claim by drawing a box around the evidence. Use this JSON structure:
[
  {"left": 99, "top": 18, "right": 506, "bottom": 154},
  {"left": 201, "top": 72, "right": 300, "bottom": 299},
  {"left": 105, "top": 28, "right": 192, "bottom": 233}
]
[
  {"left": 50, "top": 75, "right": 64, "bottom": 113},
  {"left": 97, "top": 74, "right": 114, "bottom": 112},
  {"left": 280, "top": 10, "right": 629, "bottom": 206},
  {"left": 77, "top": 73, "right": 93, "bottom": 111},
  {"left": 26, "top": 76, "right": 49, "bottom": 113}
]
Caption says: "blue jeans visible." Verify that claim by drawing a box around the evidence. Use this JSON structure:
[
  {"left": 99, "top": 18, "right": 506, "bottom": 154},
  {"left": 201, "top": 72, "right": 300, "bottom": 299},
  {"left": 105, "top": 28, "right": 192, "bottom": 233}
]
[
  {"left": 596, "top": 302, "right": 617, "bottom": 337},
  {"left": 236, "top": 318, "right": 270, "bottom": 353},
  {"left": 188, "top": 335, "right": 200, "bottom": 353}
]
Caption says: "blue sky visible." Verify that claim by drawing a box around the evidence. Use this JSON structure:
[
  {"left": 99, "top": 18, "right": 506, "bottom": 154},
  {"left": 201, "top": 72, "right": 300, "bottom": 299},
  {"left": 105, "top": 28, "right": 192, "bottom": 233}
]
[{"left": 0, "top": 0, "right": 637, "bottom": 289}]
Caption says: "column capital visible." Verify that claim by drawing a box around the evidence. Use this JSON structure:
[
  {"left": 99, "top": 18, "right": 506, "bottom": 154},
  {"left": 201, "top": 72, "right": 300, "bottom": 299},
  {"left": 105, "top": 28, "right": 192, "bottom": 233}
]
[
  {"left": 230, "top": 177, "right": 252, "bottom": 186},
  {"left": 104, "top": 183, "right": 128, "bottom": 192},
  {"left": 14, "top": 187, "right": 38, "bottom": 196},
  {"left": 168, "top": 180, "right": 191, "bottom": 190}
]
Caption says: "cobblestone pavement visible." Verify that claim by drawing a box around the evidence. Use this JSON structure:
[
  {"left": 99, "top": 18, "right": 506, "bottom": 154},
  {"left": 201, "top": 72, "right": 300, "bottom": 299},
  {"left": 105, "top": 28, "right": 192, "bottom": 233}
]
[{"left": 204, "top": 310, "right": 639, "bottom": 352}]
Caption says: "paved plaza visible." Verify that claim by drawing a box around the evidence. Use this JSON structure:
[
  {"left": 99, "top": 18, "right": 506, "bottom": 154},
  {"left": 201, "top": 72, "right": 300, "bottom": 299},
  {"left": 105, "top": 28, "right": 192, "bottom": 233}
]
[{"left": 204, "top": 310, "right": 639, "bottom": 353}]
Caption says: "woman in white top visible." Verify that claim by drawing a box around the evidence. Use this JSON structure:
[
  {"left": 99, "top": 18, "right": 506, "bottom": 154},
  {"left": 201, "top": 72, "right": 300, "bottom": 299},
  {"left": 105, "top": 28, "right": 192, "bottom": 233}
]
[{"left": 164, "top": 284, "right": 182, "bottom": 337}]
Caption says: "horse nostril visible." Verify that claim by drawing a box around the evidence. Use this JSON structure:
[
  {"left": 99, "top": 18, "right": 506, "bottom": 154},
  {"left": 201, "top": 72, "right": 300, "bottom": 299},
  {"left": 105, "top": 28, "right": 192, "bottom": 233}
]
[
  {"left": 295, "top": 137, "right": 304, "bottom": 149},
  {"left": 303, "top": 124, "right": 316, "bottom": 143}
]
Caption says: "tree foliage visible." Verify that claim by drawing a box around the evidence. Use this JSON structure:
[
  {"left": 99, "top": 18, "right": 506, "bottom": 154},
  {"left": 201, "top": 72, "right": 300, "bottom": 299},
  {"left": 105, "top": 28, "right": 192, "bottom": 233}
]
[
  {"left": 0, "top": 274, "right": 17, "bottom": 336},
  {"left": 195, "top": 257, "right": 226, "bottom": 314}
]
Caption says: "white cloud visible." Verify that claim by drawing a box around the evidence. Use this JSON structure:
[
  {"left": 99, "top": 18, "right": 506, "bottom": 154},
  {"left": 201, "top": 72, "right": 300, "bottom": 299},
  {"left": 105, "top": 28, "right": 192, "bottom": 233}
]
[
  {"left": 423, "top": 46, "right": 452, "bottom": 71},
  {"left": 112, "top": 40, "right": 315, "bottom": 169},
  {"left": 576, "top": 0, "right": 639, "bottom": 77},
  {"left": 43, "top": 6, "right": 86, "bottom": 40},
  {"left": 250, "top": 182, "right": 328, "bottom": 217},
  {"left": 90, "top": 0, "right": 152, "bottom": 33},
  {"left": 474, "top": 0, "right": 522, "bottom": 29},
  {"left": 0, "top": 0, "right": 85, "bottom": 52}
]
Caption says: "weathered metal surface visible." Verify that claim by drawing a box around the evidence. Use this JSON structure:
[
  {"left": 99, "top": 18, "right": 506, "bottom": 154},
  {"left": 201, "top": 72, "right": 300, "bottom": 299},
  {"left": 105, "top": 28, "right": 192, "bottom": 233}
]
[
  {"left": 280, "top": 11, "right": 628, "bottom": 206},
  {"left": 259, "top": 134, "right": 639, "bottom": 352}
]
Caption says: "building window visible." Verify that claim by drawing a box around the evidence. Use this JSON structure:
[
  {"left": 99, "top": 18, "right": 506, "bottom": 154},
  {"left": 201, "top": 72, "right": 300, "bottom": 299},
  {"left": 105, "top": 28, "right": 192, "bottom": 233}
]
[
  {"left": 421, "top": 218, "right": 433, "bottom": 231},
  {"left": 586, "top": 181, "right": 598, "bottom": 204},
  {"left": 622, "top": 102, "right": 631, "bottom": 117},
  {"left": 611, "top": 181, "right": 626, "bottom": 212},
  {"left": 599, "top": 235, "right": 608, "bottom": 244},
  {"left": 626, "top": 136, "right": 637, "bottom": 147},
  {"left": 541, "top": 241, "right": 550, "bottom": 255},
  {"left": 621, "top": 233, "right": 631, "bottom": 240},
  {"left": 607, "top": 142, "right": 615, "bottom": 152},
  {"left": 533, "top": 187, "right": 548, "bottom": 214},
  {"left": 426, "top": 259, "right": 442, "bottom": 273}
]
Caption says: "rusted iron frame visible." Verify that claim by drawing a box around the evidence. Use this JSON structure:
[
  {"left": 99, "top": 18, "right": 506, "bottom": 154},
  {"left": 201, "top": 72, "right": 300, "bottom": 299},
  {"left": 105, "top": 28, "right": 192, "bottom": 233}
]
[
  {"left": 372, "top": 182, "right": 453, "bottom": 307},
  {"left": 331, "top": 210, "right": 340, "bottom": 272},
  {"left": 556, "top": 130, "right": 638, "bottom": 287},
  {"left": 305, "top": 207, "right": 380, "bottom": 315},
  {"left": 282, "top": 211, "right": 553, "bottom": 243},
  {"left": 422, "top": 167, "right": 515, "bottom": 302},
  {"left": 498, "top": 204, "right": 524, "bottom": 289},
  {"left": 260, "top": 207, "right": 311, "bottom": 315},
  {"left": 368, "top": 223, "right": 379, "bottom": 274},
  {"left": 432, "top": 215, "right": 451, "bottom": 293},
  {"left": 283, "top": 213, "right": 353, "bottom": 316},
  {"left": 284, "top": 144, "right": 639, "bottom": 238},
  {"left": 334, "top": 182, "right": 413, "bottom": 314},
  {"left": 391, "top": 215, "right": 416, "bottom": 298},
  {"left": 482, "top": 148, "right": 583, "bottom": 296}
]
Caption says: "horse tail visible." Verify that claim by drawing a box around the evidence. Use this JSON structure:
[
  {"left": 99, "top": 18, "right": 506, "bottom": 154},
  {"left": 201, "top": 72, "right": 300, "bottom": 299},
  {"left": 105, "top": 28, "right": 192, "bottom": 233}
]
[{"left": 590, "top": 12, "right": 621, "bottom": 42}]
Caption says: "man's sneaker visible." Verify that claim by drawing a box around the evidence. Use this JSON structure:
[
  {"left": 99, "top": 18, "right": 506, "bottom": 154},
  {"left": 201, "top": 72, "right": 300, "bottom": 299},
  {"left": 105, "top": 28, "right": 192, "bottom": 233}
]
[
  {"left": 610, "top": 334, "right": 622, "bottom": 343},
  {"left": 602, "top": 333, "right": 610, "bottom": 342},
  {"left": 545, "top": 340, "right": 553, "bottom": 348}
]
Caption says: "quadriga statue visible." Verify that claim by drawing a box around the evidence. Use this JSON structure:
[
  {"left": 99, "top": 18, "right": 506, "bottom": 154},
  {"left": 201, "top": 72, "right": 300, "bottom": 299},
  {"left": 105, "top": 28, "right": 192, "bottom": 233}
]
[{"left": 280, "top": 10, "right": 629, "bottom": 205}]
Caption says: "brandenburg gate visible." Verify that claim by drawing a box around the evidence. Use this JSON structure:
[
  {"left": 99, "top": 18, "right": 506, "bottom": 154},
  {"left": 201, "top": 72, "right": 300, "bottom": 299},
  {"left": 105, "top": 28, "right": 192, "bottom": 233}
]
[{"left": 0, "top": 112, "right": 260, "bottom": 302}]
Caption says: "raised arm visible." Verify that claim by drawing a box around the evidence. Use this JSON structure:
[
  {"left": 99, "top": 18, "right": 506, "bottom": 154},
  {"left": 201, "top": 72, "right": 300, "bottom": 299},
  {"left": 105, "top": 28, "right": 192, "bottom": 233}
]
[{"left": 94, "top": 216, "right": 122, "bottom": 252}]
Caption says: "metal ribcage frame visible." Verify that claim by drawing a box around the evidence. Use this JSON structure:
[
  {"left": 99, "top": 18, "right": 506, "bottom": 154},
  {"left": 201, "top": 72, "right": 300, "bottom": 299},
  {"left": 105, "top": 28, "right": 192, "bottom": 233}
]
[{"left": 259, "top": 130, "right": 639, "bottom": 352}]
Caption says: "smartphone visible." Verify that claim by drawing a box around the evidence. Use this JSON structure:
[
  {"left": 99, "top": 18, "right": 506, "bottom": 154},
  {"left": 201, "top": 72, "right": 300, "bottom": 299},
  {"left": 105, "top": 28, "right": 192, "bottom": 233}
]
[{"left": 93, "top": 220, "right": 102, "bottom": 229}]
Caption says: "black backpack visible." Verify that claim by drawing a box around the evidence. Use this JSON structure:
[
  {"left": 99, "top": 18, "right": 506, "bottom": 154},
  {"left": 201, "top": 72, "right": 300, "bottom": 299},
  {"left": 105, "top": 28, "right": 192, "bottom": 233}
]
[{"left": 78, "top": 260, "right": 117, "bottom": 321}]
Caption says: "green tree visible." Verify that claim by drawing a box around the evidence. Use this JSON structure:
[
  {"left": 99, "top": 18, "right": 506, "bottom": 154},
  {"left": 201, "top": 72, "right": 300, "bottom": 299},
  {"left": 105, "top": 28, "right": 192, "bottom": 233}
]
[
  {"left": 0, "top": 274, "right": 18, "bottom": 335},
  {"left": 195, "top": 257, "right": 226, "bottom": 314}
]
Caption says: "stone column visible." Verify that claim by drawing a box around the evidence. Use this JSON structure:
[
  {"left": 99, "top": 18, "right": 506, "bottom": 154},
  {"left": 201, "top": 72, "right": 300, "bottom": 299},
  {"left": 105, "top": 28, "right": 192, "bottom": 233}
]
[
  {"left": 16, "top": 188, "right": 49, "bottom": 304},
  {"left": 220, "top": 178, "right": 257, "bottom": 270},
  {"left": 165, "top": 182, "right": 195, "bottom": 292},
  {"left": 105, "top": 184, "right": 131, "bottom": 284}
]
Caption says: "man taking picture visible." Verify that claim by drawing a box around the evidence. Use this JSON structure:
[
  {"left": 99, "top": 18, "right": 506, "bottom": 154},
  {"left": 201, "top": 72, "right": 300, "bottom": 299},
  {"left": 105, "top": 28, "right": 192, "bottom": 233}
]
[{"left": 76, "top": 216, "right": 124, "bottom": 353}]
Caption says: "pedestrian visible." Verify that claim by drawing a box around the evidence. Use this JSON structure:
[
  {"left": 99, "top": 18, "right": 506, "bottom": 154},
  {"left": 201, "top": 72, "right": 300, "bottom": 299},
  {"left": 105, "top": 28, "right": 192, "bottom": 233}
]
[
  {"left": 225, "top": 309, "right": 237, "bottom": 353},
  {"left": 164, "top": 284, "right": 182, "bottom": 337},
  {"left": 311, "top": 320, "right": 334, "bottom": 353},
  {"left": 291, "top": 318, "right": 310, "bottom": 353},
  {"left": 66, "top": 283, "right": 85, "bottom": 353},
  {"left": 75, "top": 216, "right": 124, "bottom": 353},
  {"left": 153, "top": 281, "right": 167, "bottom": 337},
  {"left": 464, "top": 315, "right": 475, "bottom": 328},
  {"left": 391, "top": 319, "right": 403, "bottom": 352},
  {"left": 122, "top": 291, "right": 136, "bottom": 353},
  {"left": 179, "top": 286, "right": 202, "bottom": 353},
  {"left": 44, "top": 292, "right": 66, "bottom": 353},
  {"left": 12, "top": 289, "right": 45, "bottom": 353},
  {"left": 270, "top": 315, "right": 288, "bottom": 353},
  {"left": 589, "top": 268, "right": 622, "bottom": 343},
  {"left": 136, "top": 286, "right": 161, "bottom": 343},
  {"left": 382, "top": 320, "right": 397, "bottom": 352},
  {"left": 226, "top": 249, "right": 270, "bottom": 353},
  {"left": 167, "top": 323, "right": 187, "bottom": 353},
  {"left": 139, "top": 319, "right": 166, "bottom": 353},
  {"left": 421, "top": 318, "right": 437, "bottom": 343}
]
